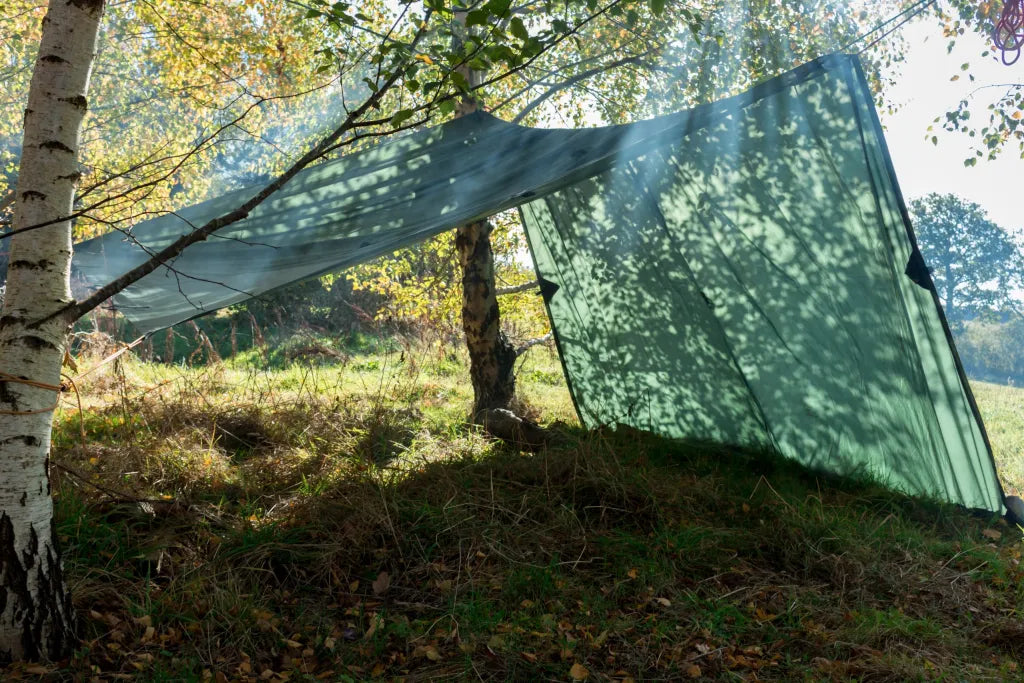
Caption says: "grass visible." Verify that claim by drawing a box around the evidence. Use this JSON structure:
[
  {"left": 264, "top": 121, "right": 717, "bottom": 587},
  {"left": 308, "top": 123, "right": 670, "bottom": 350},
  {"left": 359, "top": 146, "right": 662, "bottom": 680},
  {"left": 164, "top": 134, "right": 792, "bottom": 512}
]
[
  {"left": 971, "top": 380, "right": 1024, "bottom": 497},
  {"left": 5, "top": 335, "right": 1024, "bottom": 681}
]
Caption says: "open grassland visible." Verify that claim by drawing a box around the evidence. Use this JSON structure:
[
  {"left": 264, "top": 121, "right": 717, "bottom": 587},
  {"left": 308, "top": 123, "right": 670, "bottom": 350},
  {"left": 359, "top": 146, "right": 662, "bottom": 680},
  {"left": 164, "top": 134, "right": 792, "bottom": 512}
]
[
  {"left": 972, "top": 380, "right": 1024, "bottom": 497},
  {"left": 6, "top": 338, "right": 1024, "bottom": 681}
]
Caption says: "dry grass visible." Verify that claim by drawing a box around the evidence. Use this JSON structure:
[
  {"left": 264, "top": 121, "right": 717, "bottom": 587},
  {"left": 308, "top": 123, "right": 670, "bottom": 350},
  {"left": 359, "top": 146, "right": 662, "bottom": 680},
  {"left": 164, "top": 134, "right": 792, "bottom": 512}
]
[{"left": 3, "top": 340, "right": 1023, "bottom": 681}]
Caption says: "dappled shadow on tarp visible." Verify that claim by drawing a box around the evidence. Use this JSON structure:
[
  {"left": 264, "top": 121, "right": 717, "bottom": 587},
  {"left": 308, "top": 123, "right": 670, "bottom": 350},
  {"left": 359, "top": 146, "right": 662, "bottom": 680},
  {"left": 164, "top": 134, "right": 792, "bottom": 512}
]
[
  {"left": 520, "top": 56, "right": 1004, "bottom": 513},
  {"left": 72, "top": 54, "right": 1004, "bottom": 513}
]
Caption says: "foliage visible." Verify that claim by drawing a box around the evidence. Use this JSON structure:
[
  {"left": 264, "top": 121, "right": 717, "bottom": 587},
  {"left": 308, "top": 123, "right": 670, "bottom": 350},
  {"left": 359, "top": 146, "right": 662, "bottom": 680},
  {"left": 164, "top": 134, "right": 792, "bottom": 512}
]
[
  {"left": 909, "top": 192, "right": 1024, "bottom": 324},
  {"left": 0, "top": 346, "right": 1020, "bottom": 679},
  {"left": 956, "top": 317, "right": 1024, "bottom": 384},
  {"left": 936, "top": 0, "right": 1024, "bottom": 162}
]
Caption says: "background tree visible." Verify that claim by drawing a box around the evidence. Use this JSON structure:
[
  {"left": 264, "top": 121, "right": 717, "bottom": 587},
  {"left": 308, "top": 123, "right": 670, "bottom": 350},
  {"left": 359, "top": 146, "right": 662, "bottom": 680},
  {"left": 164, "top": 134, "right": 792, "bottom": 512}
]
[{"left": 910, "top": 192, "right": 1024, "bottom": 325}]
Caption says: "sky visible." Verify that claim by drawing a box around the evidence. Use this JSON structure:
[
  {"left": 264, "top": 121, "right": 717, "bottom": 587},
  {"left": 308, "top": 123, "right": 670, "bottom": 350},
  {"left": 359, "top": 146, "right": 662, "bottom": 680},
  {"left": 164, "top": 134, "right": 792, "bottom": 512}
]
[{"left": 880, "top": 18, "right": 1021, "bottom": 233}]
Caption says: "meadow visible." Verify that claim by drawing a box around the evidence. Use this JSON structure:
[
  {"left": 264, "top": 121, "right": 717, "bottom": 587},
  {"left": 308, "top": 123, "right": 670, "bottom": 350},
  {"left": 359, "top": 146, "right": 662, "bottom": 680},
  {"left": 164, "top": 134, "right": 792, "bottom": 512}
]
[{"left": 6, "top": 334, "right": 1024, "bottom": 681}]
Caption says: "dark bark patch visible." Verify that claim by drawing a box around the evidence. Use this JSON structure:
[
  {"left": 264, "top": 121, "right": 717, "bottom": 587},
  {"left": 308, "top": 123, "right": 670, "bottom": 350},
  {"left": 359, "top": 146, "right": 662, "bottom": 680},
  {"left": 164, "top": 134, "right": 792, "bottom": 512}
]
[
  {"left": 2, "top": 435, "right": 41, "bottom": 447},
  {"left": 39, "top": 54, "right": 68, "bottom": 64},
  {"left": 20, "top": 190, "right": 46, "bottom": 202},
  {"left": 70, "top": 0, "right": 106, "bottom": 13},
  {"left": 58, "top": 95, "right": 88, "bottom": 110},
  {"left": 9, "top": 259, "right": 54, "bottom": 271},
  {"left": 40, "top": 140, "right": 74, "bottom": 154},
  {"left": 20, "top": 335, "right": 58, "bottom": 352},
  {"left": 58, "top": 171, "right": 83, "bottom": 184}
]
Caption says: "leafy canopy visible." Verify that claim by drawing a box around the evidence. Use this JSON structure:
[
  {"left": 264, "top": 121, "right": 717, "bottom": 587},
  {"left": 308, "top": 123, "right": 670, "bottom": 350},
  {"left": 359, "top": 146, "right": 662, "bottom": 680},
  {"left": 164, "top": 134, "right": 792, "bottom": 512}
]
[{"left": 910, "top": 192, "right": 1024, "bottom": 323}]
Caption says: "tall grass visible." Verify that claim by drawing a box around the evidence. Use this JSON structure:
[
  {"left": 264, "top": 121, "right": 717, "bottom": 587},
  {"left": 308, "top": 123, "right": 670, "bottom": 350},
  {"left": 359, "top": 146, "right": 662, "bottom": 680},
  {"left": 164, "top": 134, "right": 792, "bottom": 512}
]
[{"left": 6, "top": 338, "right": 1022, "bottom": 681}]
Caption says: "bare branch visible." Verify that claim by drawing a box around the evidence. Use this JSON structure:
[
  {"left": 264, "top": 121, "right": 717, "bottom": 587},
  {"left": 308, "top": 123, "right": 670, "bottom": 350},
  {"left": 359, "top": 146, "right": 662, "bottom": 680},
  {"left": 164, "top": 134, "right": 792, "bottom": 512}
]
[
  {"left": 515, "top": 332, "right": 553, "bottom": 357},
  {"left": 496, "top": 281, "right": 538, "bottom": 296}
]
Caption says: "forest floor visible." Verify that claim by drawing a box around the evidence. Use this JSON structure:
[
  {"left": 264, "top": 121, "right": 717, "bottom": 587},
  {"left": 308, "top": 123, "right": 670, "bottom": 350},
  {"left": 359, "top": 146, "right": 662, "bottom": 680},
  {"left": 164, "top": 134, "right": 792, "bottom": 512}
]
[{"left": 5, "top": 333, "right": 1024, "bottom": 682}]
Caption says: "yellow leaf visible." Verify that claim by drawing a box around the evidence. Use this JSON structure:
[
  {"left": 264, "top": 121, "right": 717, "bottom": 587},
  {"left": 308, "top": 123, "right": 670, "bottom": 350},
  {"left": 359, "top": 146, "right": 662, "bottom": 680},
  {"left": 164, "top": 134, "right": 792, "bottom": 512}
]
[
  {"left": 627, "top": 568, "right": 638, "bottom": 579},
  {"left": 415, "top": 54, "right": 433, "bottom": 65},
  {"left": 569, "top": 662, "right": 589, "bottom": 680}
]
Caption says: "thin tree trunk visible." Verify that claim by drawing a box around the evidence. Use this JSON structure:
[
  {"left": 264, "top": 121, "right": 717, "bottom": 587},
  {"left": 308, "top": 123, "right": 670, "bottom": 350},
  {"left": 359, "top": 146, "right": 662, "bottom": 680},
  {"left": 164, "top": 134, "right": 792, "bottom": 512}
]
[
  {"left": 454, "top": 12, "right": 517, "bottom": 420},
  {"left": 456, "top": 219, "right": 517, "bottom": 416},
  {"left": 0, "top": 0, "right": 105, "bottom": 662}
]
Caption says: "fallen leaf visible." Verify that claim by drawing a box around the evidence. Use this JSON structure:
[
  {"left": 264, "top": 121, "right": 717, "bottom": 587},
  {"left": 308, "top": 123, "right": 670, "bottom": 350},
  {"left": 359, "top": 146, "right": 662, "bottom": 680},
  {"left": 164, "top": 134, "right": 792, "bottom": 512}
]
[
  {"left": 983, "top": 528, "right": 1002, "bottom": 541},
  {"left": 569, "top": 662, "right": 589, "bottom": 680},
  {"left": 323, "top": 637, "right": 336, "bottom": 651},
  {"left": 521, "top": 652, "right": 538, "bottom": 663},
  {"left": 654, "top": 597, "right": 672, "bottom": 607},
  {"left": 24, "top": 666, "right": 55, "bottom": 675},
  {"left": 685, "top": 663, "right": 701, "bottom": 678},
  {"left": 372, "top": 571, "right": 391, "bottom": 596},
  {"left": 627, "top": 568, "right": 638, "bottom": 579},
  {"left": 424, "top": 645, "right": 442, "bottom": 661}
]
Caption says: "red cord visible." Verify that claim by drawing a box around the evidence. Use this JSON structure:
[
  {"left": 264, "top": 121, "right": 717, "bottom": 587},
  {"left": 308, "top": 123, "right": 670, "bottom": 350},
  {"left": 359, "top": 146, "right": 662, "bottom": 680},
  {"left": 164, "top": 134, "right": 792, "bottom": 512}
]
[{"left": 994, "top": 0, "right": 1024, "bottom": 65}]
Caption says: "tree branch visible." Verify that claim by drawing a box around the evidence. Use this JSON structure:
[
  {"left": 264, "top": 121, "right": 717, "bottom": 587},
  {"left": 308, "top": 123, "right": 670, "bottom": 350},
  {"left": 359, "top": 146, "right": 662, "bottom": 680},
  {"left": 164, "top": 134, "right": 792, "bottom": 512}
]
[
  {"left": 496, "top": 281, "right": 538, "bottom": 296},
  {"left": 515, "top": 332, "right": 553, "bottom": 357},
  {"left": 511, "top": 54, "right": 650, "bottom": 124},
  {"left": 58, "top": 22, "right": 433, "bottom": 325}
]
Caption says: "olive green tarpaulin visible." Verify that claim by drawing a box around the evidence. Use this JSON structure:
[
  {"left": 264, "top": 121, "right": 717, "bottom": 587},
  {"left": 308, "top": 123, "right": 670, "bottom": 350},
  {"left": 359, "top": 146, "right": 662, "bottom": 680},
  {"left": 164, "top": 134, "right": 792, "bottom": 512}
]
[{"left": 73, "top": 54, "right": 1006, "bottom": 513}]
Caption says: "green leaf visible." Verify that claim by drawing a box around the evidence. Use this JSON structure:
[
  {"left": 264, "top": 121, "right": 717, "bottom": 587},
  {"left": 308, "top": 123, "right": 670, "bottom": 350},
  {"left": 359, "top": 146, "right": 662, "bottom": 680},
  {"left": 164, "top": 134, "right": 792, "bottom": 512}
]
[
  {"left": 482, "top": 0, "right": 512, "bottom": 17},
  {"left": 510, "top": 17, "right": 528, "bottom": 41},
  {"left": 450, "top": 70, "right": 470, "bottom": 91},
  {"left": 439, "top": 99, "right": 456, "bottom": 116},
  {"left": 465, "top": 9, "right": 489, "bottom": 27},
  {"left": 649, "top": 0, "right": 666, "bottom": 16},
  {"left": 362, "top": 77, "right": 379, "bottom": 92},
  {"left": 390, "top": 109, "right": 415, "bottom": 126}
]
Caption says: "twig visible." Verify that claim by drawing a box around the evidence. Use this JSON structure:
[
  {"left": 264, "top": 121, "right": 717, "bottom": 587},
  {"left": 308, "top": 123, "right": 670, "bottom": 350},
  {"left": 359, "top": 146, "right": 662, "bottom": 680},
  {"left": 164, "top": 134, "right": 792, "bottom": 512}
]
[
  {"left": 515, "top": 333, "right": 552, "bottom": 357},
  {"left": 496, "top": 281, "right": 538, "bottom": 296}
]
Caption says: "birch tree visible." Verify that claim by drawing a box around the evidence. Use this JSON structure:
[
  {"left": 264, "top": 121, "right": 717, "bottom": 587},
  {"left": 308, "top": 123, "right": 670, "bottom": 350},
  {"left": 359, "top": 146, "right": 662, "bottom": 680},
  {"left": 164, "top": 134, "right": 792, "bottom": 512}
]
[{"left": 0, "top": 0, "right": 104, "bottom": 662}]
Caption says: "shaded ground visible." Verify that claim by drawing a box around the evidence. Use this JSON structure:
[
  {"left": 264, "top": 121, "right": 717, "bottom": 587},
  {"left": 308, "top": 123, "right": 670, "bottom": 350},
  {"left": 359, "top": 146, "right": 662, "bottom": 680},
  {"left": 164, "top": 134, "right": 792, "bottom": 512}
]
[{"left": 4, "top": 340, "right": 1023, "bottom": 681}]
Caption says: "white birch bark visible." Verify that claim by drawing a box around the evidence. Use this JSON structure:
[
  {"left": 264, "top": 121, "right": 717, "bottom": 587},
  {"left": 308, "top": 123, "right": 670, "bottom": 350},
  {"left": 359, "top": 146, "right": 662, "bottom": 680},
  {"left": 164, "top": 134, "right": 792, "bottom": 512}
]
[{"left": 0, "top": 0, "right": 105, "bottom": 663}]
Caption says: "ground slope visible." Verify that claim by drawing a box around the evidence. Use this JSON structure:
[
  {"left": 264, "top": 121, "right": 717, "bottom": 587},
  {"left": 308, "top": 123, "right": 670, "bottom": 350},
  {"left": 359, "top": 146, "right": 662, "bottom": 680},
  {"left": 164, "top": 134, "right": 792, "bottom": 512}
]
[{"left": 3, "top": 343, "right": 1023, "bottom": 681}]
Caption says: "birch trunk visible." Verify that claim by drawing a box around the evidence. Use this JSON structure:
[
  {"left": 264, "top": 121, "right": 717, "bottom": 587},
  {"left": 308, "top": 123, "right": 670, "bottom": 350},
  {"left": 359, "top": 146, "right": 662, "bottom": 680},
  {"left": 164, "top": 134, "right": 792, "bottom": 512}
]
[{"left": 0, "top": 0, "right": 105, "bottom": 662}]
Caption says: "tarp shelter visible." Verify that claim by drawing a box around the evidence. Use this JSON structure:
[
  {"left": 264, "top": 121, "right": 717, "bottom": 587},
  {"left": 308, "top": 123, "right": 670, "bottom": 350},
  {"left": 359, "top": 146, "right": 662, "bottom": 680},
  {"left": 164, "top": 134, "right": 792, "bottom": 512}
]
[{"left": 74, "top": 53, "right": 1006, "bottom": 513}]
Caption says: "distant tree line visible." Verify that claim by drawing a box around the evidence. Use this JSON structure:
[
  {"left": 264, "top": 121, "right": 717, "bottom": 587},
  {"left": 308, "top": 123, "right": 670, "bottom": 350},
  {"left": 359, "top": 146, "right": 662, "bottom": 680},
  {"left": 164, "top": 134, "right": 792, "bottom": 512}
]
[{"left": 910, "top": 193, "right": 1024, "bottom": 385}]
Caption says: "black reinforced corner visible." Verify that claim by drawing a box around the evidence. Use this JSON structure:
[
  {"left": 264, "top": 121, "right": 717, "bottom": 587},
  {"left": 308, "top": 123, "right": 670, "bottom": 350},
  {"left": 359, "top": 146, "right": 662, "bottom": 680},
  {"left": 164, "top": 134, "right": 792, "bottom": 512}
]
[
  {"left": 904, "top": 247, "right": 932, "bottom": 290},
  {"left": 537, "top": 277, "right": 560, "bottom": 303}
]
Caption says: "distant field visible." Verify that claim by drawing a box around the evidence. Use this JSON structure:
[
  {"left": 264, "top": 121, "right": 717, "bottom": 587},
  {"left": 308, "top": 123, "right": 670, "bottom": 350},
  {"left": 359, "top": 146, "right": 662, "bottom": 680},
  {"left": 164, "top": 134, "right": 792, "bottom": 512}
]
[{"left": 971, "top": 380, "right": 1024, "bottom": 496}]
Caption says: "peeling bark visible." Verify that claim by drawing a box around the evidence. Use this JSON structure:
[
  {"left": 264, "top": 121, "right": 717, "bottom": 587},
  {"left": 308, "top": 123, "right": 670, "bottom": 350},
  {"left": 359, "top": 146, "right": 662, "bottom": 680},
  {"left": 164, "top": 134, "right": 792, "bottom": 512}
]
[
  {"left": 0, "top": 0, "right": 105, "bottom": 663},
  {"left": 456, "top": 220, "right": 518, "bottom": 417}
]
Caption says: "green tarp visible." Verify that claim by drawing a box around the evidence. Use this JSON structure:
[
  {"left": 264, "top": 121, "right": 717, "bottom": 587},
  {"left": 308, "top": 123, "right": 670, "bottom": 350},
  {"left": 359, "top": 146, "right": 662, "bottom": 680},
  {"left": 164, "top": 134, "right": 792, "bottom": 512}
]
[{"left": 74, "top": 54, "right": 1006, "bottom": 513}]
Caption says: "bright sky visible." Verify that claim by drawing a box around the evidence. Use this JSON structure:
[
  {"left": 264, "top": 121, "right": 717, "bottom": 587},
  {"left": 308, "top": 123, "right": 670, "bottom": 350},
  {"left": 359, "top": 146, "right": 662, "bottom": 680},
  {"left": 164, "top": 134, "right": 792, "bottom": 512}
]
[{"left": 881, "top": 18, "right": 1022, "bottom": 233}]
